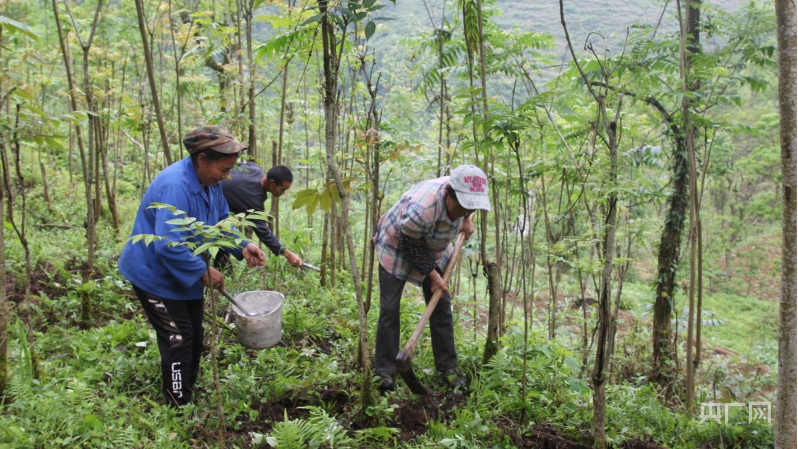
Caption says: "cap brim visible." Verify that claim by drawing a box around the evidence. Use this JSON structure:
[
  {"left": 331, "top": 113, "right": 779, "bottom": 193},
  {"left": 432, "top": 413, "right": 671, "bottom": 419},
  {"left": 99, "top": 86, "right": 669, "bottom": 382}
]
[
  {"left": 457, "top": 192, "right": 491, "bottom": 212},
  {"left": 210, "top": 141, "right": 247, "bottom": 154}
]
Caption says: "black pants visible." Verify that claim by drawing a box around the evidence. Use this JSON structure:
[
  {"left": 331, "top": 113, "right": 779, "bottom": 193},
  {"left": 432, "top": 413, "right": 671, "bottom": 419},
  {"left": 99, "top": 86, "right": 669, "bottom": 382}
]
[
  {"left": 134, "top": 286, "right": 204, "bottom": 407},
  {"left": 374, "top": 265, "right": 457, "bottom": 376}
]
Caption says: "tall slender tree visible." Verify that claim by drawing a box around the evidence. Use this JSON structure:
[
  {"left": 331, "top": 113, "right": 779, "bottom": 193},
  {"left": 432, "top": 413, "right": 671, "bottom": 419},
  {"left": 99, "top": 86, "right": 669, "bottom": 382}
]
[
  {"left": 561, "top": 2, "right": 625, "bottom": 446},
  {"left": 0, "top": 157, "right": 5, "bottom": 394},
  {"left": 774, "top": 0, "right": 796, "bottom": 445},
  {"left": 135, "top": 0, "right": 173, "bottom": 165},
  {"left": 681, "top": 0, "right": 701, "bottom": 411},
  {"left": 52, "top": 0, "right": 103, "bottom": 326},
  {"left": 318, "top": 0, "right": 373, "bottom": 412}
]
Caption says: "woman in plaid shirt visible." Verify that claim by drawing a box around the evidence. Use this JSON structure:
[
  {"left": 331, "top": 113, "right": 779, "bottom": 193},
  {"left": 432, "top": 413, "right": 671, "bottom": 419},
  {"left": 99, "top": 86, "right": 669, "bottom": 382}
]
[{"left": 372, "top": 165, "right": 490, "bottom": 392}]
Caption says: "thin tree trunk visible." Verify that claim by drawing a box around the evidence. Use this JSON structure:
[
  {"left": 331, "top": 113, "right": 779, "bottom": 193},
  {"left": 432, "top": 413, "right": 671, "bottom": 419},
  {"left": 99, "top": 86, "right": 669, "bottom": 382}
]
[
  {"left": 694, "top": 218, "right": 702, "bottom": 373},
  {"left": 363, "top": 65, "right": 381, "bottom": 314},
  {"left": 39, "top": 160, "right": 52, "bottom": 211},
  {"left": 0, "top": 160, "right": 5, "bottom": 394},
  {"left": 329, "top": 200, "right": 337, "bottom": 288},
  {"left": 482, "top": 261, "right": 500, "bottom": 363},
  {"left": 2, "top": 118, "right": 39, "bottom": 378},
  {"left": 652, "top": 9, "right": 694, "bottom": 386},
  {"left": 68, "top": 103, "right": 74, "bottom": 186},
  {"left": 54, "top": 0, "right": 100, "bottom": 326},
  {"left": 270, "top": 140, "right": 280, "bottom": 238},
  {"left": 92, "top": 117, "right": 101, "bottom": 223},
  {"left": 278, "top": 65, "right": 289, "bottom": 167},
  {"left": 321, "top": 209, "right": 329, "bottom": 287},
  {"left": 540, "top": 172, "right": 557, "bottom": 338},
  {"left": 134, "top": 0, "right": 172, "bottom": 165},
  {"left": 473, "top": 0, "right": 506, "bottom": 359},
  {"left": 592, "top": 131, "right": 618, "bottom": 449},
  {"left": 681, "top": 0, "right": 701, "bottom": 411},
  {"left": 244, "top": 0, "right": 258, "bottom": 159},
  {"left": 775, "top": 0, "right": 797, "bottom": 445},
  {"left": 319, "top": 1, "right": 373, "bottom": 413},
  {"left": 168, "top": 0, "right": 190, "bottom": 158},
  {"left": 99, "top": 113, "right": 119, "bottom": 233},
  {"left": 560, "top": 4, "right": 623, "bottom": 446}
]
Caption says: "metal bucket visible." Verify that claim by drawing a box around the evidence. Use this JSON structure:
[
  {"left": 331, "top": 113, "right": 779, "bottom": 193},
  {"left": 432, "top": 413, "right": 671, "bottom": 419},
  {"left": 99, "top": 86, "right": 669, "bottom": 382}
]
[{"left": 232, "top": 290, "right": 283, "bottom": 349}]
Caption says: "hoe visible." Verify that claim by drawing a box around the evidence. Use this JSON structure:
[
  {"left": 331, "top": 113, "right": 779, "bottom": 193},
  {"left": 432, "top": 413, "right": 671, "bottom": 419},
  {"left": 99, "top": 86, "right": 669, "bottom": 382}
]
[{"left": 395, "top": 232, "right": 466, "bottom": 394}]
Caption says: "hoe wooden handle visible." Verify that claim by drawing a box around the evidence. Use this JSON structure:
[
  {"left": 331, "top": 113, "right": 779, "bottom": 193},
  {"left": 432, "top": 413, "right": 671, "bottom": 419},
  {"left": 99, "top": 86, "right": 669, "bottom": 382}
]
[{"left": 399, "top": 232, "right": 467, "bottom": 361}]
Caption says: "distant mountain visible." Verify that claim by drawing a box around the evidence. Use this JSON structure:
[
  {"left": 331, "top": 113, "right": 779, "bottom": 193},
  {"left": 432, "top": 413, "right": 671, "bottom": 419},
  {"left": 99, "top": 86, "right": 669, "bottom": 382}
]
[{"left": 369, "top": 0, "right": 747, "bottom": 59}]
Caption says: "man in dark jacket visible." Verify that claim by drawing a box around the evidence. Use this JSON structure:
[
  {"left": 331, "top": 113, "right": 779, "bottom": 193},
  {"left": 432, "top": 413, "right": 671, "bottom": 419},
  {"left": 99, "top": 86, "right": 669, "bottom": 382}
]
[{"left": 220, "top": 162, "right": 303, "bottom": 267}]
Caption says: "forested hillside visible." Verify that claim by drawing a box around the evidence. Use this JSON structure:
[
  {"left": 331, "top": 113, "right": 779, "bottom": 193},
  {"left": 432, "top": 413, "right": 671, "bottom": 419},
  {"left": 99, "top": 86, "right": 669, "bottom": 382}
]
[{"left": 0, "top": 0, "right": 794, "bottom": 448}]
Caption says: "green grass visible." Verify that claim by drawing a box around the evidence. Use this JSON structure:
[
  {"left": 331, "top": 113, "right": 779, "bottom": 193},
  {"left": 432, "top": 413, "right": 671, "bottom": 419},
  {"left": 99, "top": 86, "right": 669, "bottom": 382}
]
[
  {"left": 698, "top": 292, "right": 779, "bottom": 364},
  {"left": 615, "top": 280, "right": 778, "bottom": 366}
]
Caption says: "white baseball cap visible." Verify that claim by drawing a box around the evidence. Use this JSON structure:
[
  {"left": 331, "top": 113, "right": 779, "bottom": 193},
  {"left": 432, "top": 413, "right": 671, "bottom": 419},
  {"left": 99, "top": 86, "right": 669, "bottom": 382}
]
[{"left": 449, "top": 165, "right": 491, "bottom": 211}]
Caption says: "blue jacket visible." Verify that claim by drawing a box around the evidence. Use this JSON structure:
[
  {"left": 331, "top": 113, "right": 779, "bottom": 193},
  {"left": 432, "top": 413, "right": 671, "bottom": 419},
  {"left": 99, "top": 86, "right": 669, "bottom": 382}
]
[{"left": 119, "top": 156, "right": 244, "bottom": 300}]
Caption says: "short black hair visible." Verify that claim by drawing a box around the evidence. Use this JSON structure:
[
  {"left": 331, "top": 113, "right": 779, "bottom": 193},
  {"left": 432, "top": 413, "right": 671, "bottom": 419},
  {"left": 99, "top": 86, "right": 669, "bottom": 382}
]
[
  {"left": 190, "top": 148, "right": 239, "bottom": 164},
  {"left": 267, "top": 165, "right": 294, "bottom": 185}
]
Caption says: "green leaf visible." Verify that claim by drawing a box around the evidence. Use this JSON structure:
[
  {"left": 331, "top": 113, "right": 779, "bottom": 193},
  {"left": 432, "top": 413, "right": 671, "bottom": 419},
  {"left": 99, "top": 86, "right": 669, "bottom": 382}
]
[
  {"left": 0, "top": 422, "right": 26, "bottom": 440},
  {"left": 301, "top": 12, "right": 326, "bottom": 26},
  {"left": 564, "top": 356, "right": 580, "bottom": 372},
  {"left": 306, "top": 193, "right": 320, "bottom": 214},
  {"left": 0, "top": 16, "right": 39, "bottom": 41},
  {"left": 568, "top": 377, "right": 590, "bottom": 393},
  {"left": 319, "top": 188, "right": 333, "bottom": 212},
  {"left": 81, "top": 414, "right": 103, "bottom": 432},
  {"left": 71, "top": 111, "right": 89, "bottom": 121},
  {"left": 330, "top": 13, "right": 345, "bottom": 30},
  {"left": 332, "top": 5, "right": 353, "bottom": 18},
  {"left": 365, "top": 21, "right": 376, "bottom": 40},
  {"left": 192, "top": 242, "right": 215, "bottom": 256},
  {"left": 292, "top": 189, "right": 317, "bottom": 209},
  {"left": 10, "top": 87, "right": 33, "bottom": 101},
  {"left": 44, "top": 136, "right": 64, "bottom": 150}
]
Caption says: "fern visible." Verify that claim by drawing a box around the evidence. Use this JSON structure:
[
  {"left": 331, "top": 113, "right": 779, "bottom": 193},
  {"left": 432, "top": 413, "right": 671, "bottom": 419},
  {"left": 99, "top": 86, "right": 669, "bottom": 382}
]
[
  {"left": 263, "top": 407, "right": 354, "bottom": 448},
  {"left": 265, "top": 410, "right": 314, "bottom": 448},
  {"left": 305, "top": 406, "right": 353, "bottom": 447}
]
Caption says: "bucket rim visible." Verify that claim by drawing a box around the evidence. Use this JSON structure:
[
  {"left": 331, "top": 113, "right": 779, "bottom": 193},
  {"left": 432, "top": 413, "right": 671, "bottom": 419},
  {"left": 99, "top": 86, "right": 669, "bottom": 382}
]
[{"left": 232, "top": 290, "right": 283, "bottom": 318}]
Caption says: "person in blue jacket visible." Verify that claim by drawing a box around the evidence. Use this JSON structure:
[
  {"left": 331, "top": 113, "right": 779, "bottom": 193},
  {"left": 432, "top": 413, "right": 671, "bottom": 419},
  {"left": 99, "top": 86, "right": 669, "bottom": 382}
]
[{"left": 118, "top": 125, "right": 266, "bottom": 407}]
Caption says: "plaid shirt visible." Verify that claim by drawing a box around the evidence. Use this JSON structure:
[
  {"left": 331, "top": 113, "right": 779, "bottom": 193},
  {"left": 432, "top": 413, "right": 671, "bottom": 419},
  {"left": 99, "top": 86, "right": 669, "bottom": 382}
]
[{"left": 373, "top": 176, "right": 462, "bottom": 285}]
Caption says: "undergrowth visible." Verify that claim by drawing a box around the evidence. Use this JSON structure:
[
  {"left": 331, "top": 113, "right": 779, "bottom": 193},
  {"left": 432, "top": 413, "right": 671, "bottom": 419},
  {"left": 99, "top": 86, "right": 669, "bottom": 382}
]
[{"left": 0, "top": 205, "right": 776, "bottom": 448}]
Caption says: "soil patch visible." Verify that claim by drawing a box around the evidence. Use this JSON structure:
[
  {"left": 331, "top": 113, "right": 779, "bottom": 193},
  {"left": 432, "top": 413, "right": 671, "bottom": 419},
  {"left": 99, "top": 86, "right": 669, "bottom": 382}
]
[
  {"left": 513, "top": 423, "right": 592, "bottom": 448},
  {"left": 391, "top": 390, "right": 468, "bottom": 443},
  {"left": 619, "top": 438, "right": 669, "bottom": 449},
  {"left": 5, "top": 261, "right": 66, "bottom": 305}
]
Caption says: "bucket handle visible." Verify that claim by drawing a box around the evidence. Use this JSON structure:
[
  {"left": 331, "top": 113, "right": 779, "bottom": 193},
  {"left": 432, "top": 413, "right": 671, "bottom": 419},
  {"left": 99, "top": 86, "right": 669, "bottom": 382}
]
[{"left": 220, "top": 289, "right": 263, "bottom": 317}]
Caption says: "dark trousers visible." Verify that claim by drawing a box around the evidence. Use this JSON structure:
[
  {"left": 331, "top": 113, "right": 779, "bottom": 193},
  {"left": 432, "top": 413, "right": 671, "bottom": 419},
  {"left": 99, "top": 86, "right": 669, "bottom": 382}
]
[
  {"left": 374, "top": 265, "right": 457, "bottom": 376},
  {"left": 134, "top": 287, "right": 204, "bottom": 407}
]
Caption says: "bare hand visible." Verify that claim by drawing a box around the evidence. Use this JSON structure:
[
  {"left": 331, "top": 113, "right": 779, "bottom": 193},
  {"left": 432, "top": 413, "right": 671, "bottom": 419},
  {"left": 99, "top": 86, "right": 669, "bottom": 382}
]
[
  {"left": 284, "top": 250, "right": 303, "bottom": 267},
  {"left": 242, "top": 243, "right": 266, "bottom": 267},
  {"left": 428, "top": 269, "right": 448, "bottom": 295},
  {"left": 201, "top": 267, "right": 225, "bottom": 290}
]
